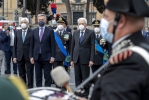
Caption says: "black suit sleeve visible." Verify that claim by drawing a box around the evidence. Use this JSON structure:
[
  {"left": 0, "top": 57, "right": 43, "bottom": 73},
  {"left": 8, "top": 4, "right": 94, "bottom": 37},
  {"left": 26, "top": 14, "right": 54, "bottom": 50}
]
[
  {"left": 50, "top": 29, "right": 56, "bottom": 58},
  {"left": 90, "top": 31, "right": 95, "bottom": 62},
  {"left": 70, "top": 32, "right": 75, "bottom": 62},
  {"left": 1, "top": 31, "right": 9, "bottom": 42},
  {"left": 13, "top": 30, "right": 18, "bottom": 58},
  {"left": 29, "top": 30, "right": 34, "bottom": 58},
  {"left": 68, "top": 33, "right": 72, "bottom": 53}
]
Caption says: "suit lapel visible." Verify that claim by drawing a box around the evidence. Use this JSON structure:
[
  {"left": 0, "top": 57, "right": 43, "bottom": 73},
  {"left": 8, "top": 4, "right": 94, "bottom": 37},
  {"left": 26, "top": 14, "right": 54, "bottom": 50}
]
[
  {"left": 24, "top": 29, "right": 31, "bottom": 43},
  {"left": 19, "top": 30, "right": 23, "bottom": 44},
  {"left": 41, "top": 27, "right": 48, "bottom": 42},
  {"left": 35, "top": 27, "right": 40, "bottom": 42}
]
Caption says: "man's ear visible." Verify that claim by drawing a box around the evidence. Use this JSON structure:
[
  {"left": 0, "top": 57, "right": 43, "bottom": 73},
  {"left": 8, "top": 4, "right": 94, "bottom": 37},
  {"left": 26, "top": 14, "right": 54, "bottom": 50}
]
[{"left": 117, "top": 14, "right": 126, "bottom": 29}]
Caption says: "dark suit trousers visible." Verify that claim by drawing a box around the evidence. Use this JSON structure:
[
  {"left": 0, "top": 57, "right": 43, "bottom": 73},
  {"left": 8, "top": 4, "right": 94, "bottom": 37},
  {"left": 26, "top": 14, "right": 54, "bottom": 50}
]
[
  {"left": 91, "top": 65, "right": 102, "bottom": 73},
  {"left": 34, "top": 54, "right": 52, "bottom": 87},
  {"left": 74, "top": 57, "right": 90, "bottom": 97},
  {"left": 17, "top": 56, "right": 34, "bottom": 88},
  {"left": 5, "top": 46, "right": 17, "bottom": 74}
]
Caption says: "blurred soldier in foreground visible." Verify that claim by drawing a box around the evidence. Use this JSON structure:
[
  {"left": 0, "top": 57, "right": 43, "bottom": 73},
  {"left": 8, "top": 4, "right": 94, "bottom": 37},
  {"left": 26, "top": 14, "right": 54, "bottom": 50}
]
[
  {"left": 92, "top": 20, "right": 111, "bottom": 73},
  {"left": 0, "top": 75, "right": 29, "bottom": 100},
  {"left": 89, "top": 0, "right": 149, "bottom": 99}
]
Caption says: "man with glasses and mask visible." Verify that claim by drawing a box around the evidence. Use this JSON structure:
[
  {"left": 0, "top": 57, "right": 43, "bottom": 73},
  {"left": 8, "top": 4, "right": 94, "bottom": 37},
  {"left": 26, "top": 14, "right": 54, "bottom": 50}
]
[
  {"left": 77, "top": 0, "right": 149, "bottom": 100},
  {"left": 13, "top": 17, "right": 34, "bottom": 88},
  {"left": 70, "top": 17, "right": 95, "bottom": 98},
  {"left": 30, "top": 14, "right": 56, "bottom": 87},
  {"left": 3, "top": 22, "right": 17, "bottom": 75}
]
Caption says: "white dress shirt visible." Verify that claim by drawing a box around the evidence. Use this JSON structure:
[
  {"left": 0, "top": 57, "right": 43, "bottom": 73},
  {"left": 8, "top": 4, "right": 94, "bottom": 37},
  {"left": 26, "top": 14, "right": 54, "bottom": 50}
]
[{"left": 10, "top": 30, "right": 15, "bottom": 46}]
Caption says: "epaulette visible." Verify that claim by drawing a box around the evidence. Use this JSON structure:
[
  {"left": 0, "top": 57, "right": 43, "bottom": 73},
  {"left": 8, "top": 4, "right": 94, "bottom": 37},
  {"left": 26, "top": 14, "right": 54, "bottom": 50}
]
[
  {"left": 109, "top": 46, "right": 149, "bottom": 65},
  {"left": 109, "top": 48, "right": 133, "bottom": 65}
]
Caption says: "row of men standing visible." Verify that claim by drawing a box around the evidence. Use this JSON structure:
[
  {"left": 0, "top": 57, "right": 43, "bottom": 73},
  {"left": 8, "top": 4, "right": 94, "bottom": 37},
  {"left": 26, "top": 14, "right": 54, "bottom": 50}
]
[{"left": 0, "top": 14, "right": 111, "bottom": 92}]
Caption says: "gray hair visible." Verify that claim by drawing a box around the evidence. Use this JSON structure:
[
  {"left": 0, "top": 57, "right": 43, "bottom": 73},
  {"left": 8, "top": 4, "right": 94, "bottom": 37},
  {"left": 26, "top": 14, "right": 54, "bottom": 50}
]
[
  {"left": 77, "top": 18, "right": 87, "bottom": 24},
  {"left": 20, "top": 17, "right": 29, "bottom": 23},
  {"left": 37, "top": 14, "right": 47, "bottom": 20}
]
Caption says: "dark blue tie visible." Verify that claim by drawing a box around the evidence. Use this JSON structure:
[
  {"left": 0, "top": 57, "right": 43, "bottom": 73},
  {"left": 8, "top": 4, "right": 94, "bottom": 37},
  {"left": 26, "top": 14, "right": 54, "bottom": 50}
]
[{"left": 80, "top": 32, "right": 84, "bottom": 43}]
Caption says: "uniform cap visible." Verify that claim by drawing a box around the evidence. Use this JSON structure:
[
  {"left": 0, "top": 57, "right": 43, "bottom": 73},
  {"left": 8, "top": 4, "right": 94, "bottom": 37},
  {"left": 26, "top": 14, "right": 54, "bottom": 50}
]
[{"left": 105, "top": 0, "right": 149, "bottom": 17}]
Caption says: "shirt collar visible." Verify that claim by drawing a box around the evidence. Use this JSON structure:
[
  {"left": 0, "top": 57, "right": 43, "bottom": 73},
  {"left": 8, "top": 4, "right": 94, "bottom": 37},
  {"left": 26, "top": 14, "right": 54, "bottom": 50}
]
[
  {"left": 80, "top": 29, "right": 86, "bottom": 33},
  {"left": 39, "top": 26, "right": 45, "bottom": 30},
  {"left": 22, "top": 28, "right": 28, "bottom": 32},
  {"left": 58, "top": 30, "right": 64, "bottom": 33},
  {"left": 112, "top": 34, "right": 131, "bottom": 49}
]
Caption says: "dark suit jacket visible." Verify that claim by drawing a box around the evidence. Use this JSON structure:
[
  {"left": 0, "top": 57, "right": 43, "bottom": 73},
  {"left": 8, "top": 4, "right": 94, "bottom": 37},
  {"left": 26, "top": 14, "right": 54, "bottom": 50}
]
[
  {"left": 91, "top": 31, "right": 149, "bottom": 100},
  {"left": 13, "top": 28, "right": 32, "bottom": 61},
  {"left": 0, "top": 31, "right": 8, "bottom": 51},
  {"left": 55, "top": 31, "right": 72, "bottom": 61},
  {"left": 3, "top": 30, "right": 16, "bottom": 52},
  {"left": 70, "top": 29, "right": 95, "bottom": 64},
  {"left": 30, "top": 26, "right": 56, "bottom": 61},
  {"left": 65, "top": 26, "right": 72, "bottom": 33},
  {"left": 94, "top": 34, "right": 112, "bottom": 65}
]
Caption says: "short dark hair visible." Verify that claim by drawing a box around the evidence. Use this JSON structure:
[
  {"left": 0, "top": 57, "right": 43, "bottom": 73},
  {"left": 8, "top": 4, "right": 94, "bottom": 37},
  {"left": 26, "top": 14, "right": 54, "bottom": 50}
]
[
  {"left": 2, "top": 23, "right": 7, "bottom": 28},
  {"left": 73, "top": 27, "right": 77, "bottom": 30}
]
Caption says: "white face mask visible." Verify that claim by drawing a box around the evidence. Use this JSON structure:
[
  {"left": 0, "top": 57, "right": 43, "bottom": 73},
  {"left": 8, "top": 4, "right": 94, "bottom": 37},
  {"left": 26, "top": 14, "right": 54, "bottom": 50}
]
[
  {"left": 57, "top": 25, "right": 64, "bottom": 31},
  {"left": 94, "top": 27, "right": 100, "bottom": 33},
  {"left": 79, "top": 25, "right": 85, "bottom": 31},
  {"left": 21, "top": 23, "right": 27, "bottom": 29},
  {"left": 100, "top": 18, "right": 114, "bottom": 43}
]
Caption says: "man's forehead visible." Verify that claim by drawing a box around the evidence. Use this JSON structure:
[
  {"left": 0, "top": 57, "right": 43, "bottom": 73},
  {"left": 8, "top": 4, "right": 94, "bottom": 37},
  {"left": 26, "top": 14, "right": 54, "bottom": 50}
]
[
  {"left": 78, "top": 20, "right": 85, "bottom": 23},
  {"left": 8, "top": 22, "right": 13, "bottom": 25}
]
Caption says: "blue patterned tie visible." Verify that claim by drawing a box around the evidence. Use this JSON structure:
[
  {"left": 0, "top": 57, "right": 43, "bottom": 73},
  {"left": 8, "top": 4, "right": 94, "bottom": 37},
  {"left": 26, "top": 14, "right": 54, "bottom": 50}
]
[
  {"left": 80, "top": 32, "right": 84, "bottom": 43},
  {"left": 22, "top": 31, "right": 26, "bottom": 43}
]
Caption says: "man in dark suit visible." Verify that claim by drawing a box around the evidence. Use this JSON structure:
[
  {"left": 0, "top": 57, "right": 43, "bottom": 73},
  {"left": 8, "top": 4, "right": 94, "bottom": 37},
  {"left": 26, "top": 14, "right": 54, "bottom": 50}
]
[
  {"left": 3, "top": 22, "right": 17, "bottom": 75},
  {"left": 13, "top": 17, "right": 34, "bottom": 88},
  {"left": 54, "top": 17, "right": 72, "bottom": 73},
  {"left": 30, "top": 14, "right": 56, "bottom": 87},
  {"left": 91, "top": 20, "right": 111, "bottom": 72},
  {"left": 70, "top": 18, "right": 95, "bottom": 98},
  {"left": 63, "top": 21, "right": 72, "bottom": 33}
]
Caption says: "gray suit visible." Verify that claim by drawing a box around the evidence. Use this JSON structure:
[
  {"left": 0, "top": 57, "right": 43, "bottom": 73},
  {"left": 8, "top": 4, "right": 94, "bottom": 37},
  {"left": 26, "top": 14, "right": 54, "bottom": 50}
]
[{"left": 70, "top": 29, "right": 95, "bottom": 97}]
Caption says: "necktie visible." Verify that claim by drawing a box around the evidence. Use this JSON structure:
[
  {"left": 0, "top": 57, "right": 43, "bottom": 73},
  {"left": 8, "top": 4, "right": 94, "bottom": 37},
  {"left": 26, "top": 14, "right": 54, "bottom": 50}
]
[
  {"left": 59, "top": 32, "right": 62, "bottom": 36},
  {"left": 80, "top": 32, "right": 84, "bottom": 43},
  {"left": 97, "top": 34, "right": 99, "bottom": 38},
  {"left": 39, "top": 28, "right": 44, "bottom": 41},
  {"left": 22, "top": 31, "right": 26, "bottom": 43}
]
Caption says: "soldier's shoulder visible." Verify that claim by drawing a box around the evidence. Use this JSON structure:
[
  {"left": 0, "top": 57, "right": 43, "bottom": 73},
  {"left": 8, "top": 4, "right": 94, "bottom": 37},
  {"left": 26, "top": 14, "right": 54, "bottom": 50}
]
[{"left": 110, "top": 45, "right": 149, "bottom": 65}]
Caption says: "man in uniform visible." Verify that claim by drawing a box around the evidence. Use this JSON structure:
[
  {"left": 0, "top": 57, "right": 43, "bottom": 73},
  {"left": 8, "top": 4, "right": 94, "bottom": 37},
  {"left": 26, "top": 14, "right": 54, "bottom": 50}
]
[
  {"left": 77, "top": 0, "right": 149, "bottom": 100},
  {"left": 91, "top": 20, "right": 111, "bottom": 73},
  {"left": 53, "top": 17, "right": 72, "bottom": 73}
]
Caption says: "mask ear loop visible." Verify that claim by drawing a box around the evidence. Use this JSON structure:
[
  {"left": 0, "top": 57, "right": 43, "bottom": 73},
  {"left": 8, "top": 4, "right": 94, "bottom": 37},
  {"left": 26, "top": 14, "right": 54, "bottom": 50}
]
[{"left": 113, "top": 13, "right": 120, "bottom": 35}]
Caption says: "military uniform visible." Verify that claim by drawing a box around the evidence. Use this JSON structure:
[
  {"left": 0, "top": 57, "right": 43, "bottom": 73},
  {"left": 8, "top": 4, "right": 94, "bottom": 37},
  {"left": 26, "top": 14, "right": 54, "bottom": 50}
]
[
  {"left": 92, "top": 20, "right": 111, "bottom": 72},
  {"left": 91, "top": 0, "right": 149, "bottom": 100},
  {"left": 53, "top": 17, "right": 72, "bottom": 71}
]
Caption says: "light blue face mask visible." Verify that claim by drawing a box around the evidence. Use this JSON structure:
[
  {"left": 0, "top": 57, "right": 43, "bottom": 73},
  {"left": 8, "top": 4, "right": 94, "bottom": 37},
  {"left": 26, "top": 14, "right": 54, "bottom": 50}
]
[
  {"left": 52, "top": 20, "right": 57, "bottom": 25},
  {"left": 100, "top": 18, "right": 114, "bottom": 43},
  {"left": 9, "top": 26, "right": 14, "bottom": 30}
]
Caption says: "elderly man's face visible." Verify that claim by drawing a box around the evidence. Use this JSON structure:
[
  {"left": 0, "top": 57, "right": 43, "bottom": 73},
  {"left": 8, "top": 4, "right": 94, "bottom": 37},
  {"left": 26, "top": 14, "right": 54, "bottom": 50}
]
[
  {"left": 21, "top": 19, "right": 29, "bottom": 27},
  {"left": 78, "top": 19, "right": 87, "bottom": 28}
]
